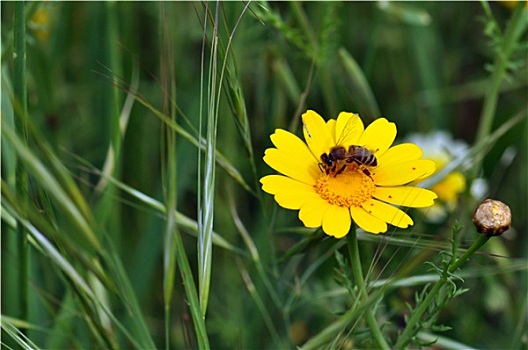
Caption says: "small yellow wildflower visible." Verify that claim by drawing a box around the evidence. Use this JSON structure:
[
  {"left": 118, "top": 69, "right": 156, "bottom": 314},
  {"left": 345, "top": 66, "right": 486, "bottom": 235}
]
[{"left": 260, "top": 110, "right": 437, "bottom": 238}]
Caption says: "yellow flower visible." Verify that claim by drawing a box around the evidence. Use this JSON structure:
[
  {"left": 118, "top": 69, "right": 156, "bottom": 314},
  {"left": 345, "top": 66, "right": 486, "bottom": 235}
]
[{"left": 260, "top": 110, "right": 438, "bottom": 238}]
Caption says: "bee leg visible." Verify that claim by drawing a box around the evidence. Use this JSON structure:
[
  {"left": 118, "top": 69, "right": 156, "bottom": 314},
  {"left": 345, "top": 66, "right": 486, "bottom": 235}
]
[
  {"left": 318, "top": 163, "right": 325, "bottom": 173},
  {"left": 361, "top": 167, "right": 373, "bottom": 179},
  {"left": 335, "top": 164, "right": 347, "bottom": 177}
]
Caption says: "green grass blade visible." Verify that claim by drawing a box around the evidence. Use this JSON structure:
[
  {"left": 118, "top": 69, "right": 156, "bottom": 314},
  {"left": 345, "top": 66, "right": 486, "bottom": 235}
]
[{"left": 198, "top": 3, "right": 218, "bottom": 317}]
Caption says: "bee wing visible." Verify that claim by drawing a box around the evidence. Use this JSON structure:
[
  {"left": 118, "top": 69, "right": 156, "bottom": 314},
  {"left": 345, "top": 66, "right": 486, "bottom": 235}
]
[{"left": 335, "top": 113, "right": 363, "bottom": 147}]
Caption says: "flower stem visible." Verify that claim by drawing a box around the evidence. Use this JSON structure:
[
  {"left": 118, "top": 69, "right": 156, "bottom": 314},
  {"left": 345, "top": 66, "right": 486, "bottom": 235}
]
[
  {"left": 347, "top": 226, "right": 390, "bottom": 350},
  {"left": 394, "top": 234, "right": 491, "bottom": 349},
  {"left": 448, "top": 235, "right": 490, "bottom": 274}
]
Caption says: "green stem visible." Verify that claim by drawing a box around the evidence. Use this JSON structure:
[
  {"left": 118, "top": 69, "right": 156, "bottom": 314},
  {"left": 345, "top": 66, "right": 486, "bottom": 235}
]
[
  {"left": 471, "top": 2, "right": 527, "bottom": 178},
  {"left": 347, "top": 226, "right": 390, "bottom": 350},
  {"left": 394, "top": 276, "right": 445, "bottom": 349},
  {"left": 448, "top": 235, "right": 490, "bottom": 274},
  {"left": 394, "top": 234, "right": 491, "bottom": 349}
]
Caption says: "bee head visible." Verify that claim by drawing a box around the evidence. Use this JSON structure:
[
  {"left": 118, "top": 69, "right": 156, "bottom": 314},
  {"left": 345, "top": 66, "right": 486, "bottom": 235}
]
[{"left": 320, "top": 153, "right": 333, "bottom": 166}]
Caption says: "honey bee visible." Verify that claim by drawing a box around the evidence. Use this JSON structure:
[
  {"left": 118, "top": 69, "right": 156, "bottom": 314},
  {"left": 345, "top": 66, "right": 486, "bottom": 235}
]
[
  {"left": 319, "top": 145, "right": 378, "bottom": 176},
  {"left": 316, "top": 115, "right": 378, "bottom": 177}
]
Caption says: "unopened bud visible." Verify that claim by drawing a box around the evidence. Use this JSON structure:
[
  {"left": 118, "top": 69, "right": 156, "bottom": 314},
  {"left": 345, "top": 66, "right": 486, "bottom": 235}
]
[{"left": 473, "top": 199, "right": 512, "bottom": 236}]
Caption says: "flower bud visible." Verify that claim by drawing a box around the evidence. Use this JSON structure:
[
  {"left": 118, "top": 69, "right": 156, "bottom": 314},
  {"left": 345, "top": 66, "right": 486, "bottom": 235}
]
[{"left": 473, "top": 199, "right": 512, "bottom": 236}]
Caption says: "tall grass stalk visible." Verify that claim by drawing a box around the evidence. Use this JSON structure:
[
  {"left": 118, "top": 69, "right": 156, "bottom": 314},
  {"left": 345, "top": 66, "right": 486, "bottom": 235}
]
[
  {"left": 198, "top": 0, "right": 252, "bottom": 318},
  {"left": 197, "top": 1, "right": 218, "bottom": 318}
]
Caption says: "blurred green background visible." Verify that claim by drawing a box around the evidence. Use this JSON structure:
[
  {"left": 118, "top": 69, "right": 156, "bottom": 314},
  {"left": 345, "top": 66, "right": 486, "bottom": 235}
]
[{"left": 2, "top": 1, "right": 526, "bottom": 349}]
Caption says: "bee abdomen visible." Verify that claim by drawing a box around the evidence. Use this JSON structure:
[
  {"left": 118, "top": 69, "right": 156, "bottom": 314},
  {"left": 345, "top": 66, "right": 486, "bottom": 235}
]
[{"left": 348, "top": 145, "right": 378, "bottom": 167}]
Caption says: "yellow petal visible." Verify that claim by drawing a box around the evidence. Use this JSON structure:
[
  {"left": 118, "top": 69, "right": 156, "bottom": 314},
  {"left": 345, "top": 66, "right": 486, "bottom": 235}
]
[
  {"left": 350, "top": 206, "right": 387, "bottom": 234},
  {"left": 358, "top": 118, "right": 396, "bottom": 154},
  {"left": 413, "top": 159, "right": 436, "bottom": 181},
  {"left": 362, "top": 199, "right": 413, "bottom": 228},
  {"left": 373, "top": 160, "right": 436, "bottom": 186},
  {"left": 270, "top": 129, "right": 318, "bottom": 163},
  {"left": 373, "top": 186, "right": 438, "bottom": 208},
  {"left": 260, "top": 175, "right": 308, "bottom": 193},
  {"left": 299, "top": 198, "right": 331, "bottom": 228},
  {"left": 260, "top": 175, "right": 319, "bottom": 209},
  {"left": 263, "top": 148, "right": 319, "bottom": 184},
  {"left": 377, "top": 143, "right": 423, "bottom": 166},
  {"left": 275, "top": 192, "right": 322, "bottom": 210},
  {"left": 335, "top": 112, "right": 363, "bottom": 146},
  {"left": 326, "top": 119, "right": 337, "bottom": 141},
  {"left": 302, "top": 110, "right": 334, "bottom": 160},
  {"left": 322, "top": 205, "right": 351, "bottom": 238}
]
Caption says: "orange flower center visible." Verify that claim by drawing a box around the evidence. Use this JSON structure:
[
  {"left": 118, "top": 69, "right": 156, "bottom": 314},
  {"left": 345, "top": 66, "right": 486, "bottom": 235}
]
[{"left": 315, "top": 163, "right": 375, "bottom": 208}]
